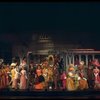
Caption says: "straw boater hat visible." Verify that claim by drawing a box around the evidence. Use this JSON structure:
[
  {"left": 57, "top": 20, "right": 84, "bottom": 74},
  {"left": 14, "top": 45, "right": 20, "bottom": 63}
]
[{"left": 10, "top": 63, "right": 17, "bottom": 67}]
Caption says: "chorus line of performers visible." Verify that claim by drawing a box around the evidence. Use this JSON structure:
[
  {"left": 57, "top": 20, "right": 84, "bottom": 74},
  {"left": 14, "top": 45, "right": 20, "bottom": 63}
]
[{"left": 0, "top": 55, "right": 100, "bottom": 91}]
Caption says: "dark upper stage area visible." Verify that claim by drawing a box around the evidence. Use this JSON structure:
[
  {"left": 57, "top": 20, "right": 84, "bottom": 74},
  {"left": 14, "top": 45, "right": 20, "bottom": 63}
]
[{"left": 0, "top": 2, "right": 100, "bottom": 55}]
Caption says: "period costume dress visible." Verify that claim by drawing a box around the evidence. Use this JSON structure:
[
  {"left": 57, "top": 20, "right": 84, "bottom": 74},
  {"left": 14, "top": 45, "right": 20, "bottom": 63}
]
[
  {"left": 47, "top": 66, "right": 54, "bottom": 89},
  {"left": 74, "top": 72, "right": 80, "bottom": 90},
  {"left": 34, "top": 76, "right": 45, "bottom": 90},
  {"left": 60, "top": 71, "right": 67, "bottom": 90},
  {"left": 34, "top": 66, "right": 45, "bottom": 90},
  {"left": 11, "top": 67, "right": 19, "bottom": 89},
  {"left": 66, "top": 65, "right": 76, "bottom": 91},
  {"left": 42, "top": 67, "right": 49, "bottom": 89},
  {"left": 10, "top": 63, "right": 17, "bottom": 89},
  {"left": 67, "top": 72, "right": 75, "bottom": 91},
  {"left": 20, "top": 69, "right": 27, "bottom": 89},
  {"left": 53, "top": 66, "right": 59, "bottom": 89},
  {"left": 1, "top": 69, "right": 6, "bottom": 88},
  {"left": 3, "top": 68, "right": 9, "bottom": 88},
  {"left": 78, "top": 70, "right": 88, "bottom": 90},
  {"left": 11, "top": 67, "right": 16, "bottom": 89},
  {"left": 93, "top": 67, "right": 100, "bottom": 89},
  {"left": 77, "top": 61, "right": 88, "bottom": 90},
  {"left": 5, "top": 66, "right": 10, "bottom": 87}
]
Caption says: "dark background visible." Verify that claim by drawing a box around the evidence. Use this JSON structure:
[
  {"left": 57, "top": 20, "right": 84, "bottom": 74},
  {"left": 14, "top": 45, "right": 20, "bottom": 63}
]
[{"left": 0, "top": 2, "right": 100, "bottom": 63}]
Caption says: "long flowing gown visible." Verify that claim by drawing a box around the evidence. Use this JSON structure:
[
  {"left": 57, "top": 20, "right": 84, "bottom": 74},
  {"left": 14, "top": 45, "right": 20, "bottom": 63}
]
[
  {"left": 78, "top": 70, "right": 88, "bottom": 90},
  {"left": 66, "top": 72, "right": 76, "bottom": 91},
  {"left": 11, "top": 68, "right": 16, "bottom": 89},
  {"left": 93, "top": 67, "right": 100, "bottom": 89},
  {"left": 20, "top": 69, "right": 27, "bottom": 89},
  {"left": 11, "top": 68, "right": 19, "bottom": 89},
  {"left": 60, "top": 72, "right": 67, "bottom": 89}
]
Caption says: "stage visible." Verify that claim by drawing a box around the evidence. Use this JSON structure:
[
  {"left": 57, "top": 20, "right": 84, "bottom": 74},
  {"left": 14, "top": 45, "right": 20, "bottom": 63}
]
[{"left": 0, "top": 89, "right": 100, "bottom": 99}]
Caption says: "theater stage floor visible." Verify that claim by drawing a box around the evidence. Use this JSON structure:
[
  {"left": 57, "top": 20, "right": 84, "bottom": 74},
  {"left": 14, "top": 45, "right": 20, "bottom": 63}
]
[{"left": 0, "top": 89, "right": 100, "bottom": 99}]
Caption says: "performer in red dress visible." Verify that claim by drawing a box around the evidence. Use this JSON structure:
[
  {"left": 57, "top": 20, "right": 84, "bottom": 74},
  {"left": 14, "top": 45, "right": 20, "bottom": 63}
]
[{"left": 60, "top": 71, "right": 67, "bottom": 90}]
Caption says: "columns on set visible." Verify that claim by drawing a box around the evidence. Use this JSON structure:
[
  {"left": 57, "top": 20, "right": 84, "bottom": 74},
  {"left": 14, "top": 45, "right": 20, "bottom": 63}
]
[{"left": 65, "top": 54, "right": 95, "bottom": 66}]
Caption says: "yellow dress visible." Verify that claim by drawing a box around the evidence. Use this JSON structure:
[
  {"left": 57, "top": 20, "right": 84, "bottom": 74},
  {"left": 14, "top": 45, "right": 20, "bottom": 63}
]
[
  {"left": 11, "top": 69, "right": 16, "bottom": 88},
  {"left": 11, "top": 69, "right": 15, "bottom": 80},
  {"left": 66, "top": 72, "right": 76, "bottom": 91}
]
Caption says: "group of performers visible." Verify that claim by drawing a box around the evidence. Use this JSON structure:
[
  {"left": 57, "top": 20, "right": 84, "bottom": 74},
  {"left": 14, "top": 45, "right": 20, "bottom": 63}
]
[{"left": 0, "top": 55, "right": 100, "bottom": 91}]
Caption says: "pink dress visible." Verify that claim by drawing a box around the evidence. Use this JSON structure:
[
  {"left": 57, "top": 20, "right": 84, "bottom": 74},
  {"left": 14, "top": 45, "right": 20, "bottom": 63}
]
[
  {"left": 20, "top": 69, "right": 27, "bottom": 89},
  {"left": 61, "top": 72, "right": 66, "bottom": 89},
  {"left": 12, "top": 68, "right": 19, "bottom": 89},
  {"left": 93, "top": 67, "right": 100, "bottom": 89}
]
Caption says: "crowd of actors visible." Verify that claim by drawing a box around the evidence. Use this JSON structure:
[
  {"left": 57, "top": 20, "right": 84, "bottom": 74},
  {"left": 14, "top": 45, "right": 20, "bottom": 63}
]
[{"left": 0, "top": 54, "right": 100, "bottom": 91}]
